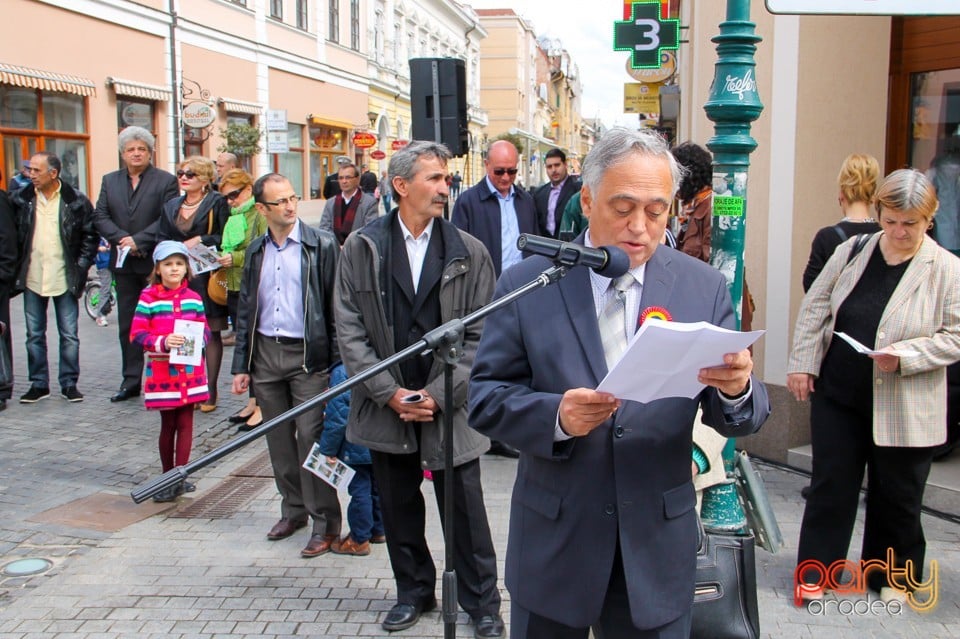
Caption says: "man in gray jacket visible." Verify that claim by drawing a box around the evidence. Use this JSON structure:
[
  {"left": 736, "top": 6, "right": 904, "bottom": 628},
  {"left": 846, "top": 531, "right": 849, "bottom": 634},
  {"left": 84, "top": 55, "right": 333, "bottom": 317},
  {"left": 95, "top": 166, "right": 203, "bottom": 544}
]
[{"left": 334, "top": 141, "right": 504, "bottom": 638}]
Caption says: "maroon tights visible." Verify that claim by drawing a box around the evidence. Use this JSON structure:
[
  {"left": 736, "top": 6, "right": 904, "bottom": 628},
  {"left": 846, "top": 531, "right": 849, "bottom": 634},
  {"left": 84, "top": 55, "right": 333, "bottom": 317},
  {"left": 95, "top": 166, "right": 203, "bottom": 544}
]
[{"left": 159, "top": 405, "right": 194, "bottom": 472}]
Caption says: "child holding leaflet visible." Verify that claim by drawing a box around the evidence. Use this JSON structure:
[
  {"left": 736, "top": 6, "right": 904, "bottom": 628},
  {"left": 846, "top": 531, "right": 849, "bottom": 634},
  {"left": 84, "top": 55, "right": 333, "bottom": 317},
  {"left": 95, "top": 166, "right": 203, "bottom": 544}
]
[{"left": 131, "top": 241, "right": 210, "bottom": 502}]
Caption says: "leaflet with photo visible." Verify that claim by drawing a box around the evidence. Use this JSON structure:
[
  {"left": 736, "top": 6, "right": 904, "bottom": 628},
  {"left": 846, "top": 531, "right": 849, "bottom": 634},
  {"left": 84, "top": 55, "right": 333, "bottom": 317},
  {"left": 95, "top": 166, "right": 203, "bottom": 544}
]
[
  {"left": 187, "top": 244, "right": 221, "bottom": 275},
  {"left": 303, "top": 442, "right": 356, "bottom": 493},
  {"left": 834, "top": 331, "right": 919, "bottom": 357},
  {"left": 168, "top": 319, "right": 204, "bottom": 366}
]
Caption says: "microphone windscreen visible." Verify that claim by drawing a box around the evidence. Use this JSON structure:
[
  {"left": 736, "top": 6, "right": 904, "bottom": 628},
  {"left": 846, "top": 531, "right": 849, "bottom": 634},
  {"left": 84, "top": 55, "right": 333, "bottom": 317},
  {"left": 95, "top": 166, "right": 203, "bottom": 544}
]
[{"left": 597, "top": 246, "right": 630, "bottom": 278}]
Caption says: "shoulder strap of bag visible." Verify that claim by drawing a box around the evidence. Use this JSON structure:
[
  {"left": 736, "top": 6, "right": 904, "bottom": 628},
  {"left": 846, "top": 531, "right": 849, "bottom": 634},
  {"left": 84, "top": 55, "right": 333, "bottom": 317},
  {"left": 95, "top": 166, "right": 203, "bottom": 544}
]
[
  {"left": 847, "top": 233, "right": 870, "bottom": 265},
  {"left": 206, "top": 199, "right": 214, "bottom": 236},
  {"left": 832, "top": 224, "right": 848, "bottom": 243}
]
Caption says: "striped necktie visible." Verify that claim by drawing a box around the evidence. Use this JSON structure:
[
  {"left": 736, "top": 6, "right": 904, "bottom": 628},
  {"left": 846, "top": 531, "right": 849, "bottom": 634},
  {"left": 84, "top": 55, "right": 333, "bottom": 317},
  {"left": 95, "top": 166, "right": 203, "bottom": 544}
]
[{"left": 599, "top": 274, "right": 633, "bottom": 369}]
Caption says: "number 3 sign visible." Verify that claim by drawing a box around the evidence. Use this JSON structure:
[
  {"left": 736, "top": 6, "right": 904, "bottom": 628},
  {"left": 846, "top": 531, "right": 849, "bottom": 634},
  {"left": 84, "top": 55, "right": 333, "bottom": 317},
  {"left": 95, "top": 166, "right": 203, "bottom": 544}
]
[{"left": 614, "top": 1, "right": 680, "bottom": 70}]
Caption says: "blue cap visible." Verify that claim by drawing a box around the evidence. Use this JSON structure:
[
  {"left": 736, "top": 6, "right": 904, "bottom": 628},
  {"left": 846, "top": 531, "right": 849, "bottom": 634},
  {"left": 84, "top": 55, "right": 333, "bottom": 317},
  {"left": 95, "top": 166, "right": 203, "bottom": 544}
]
[{"left": 153, "top": 240, "right": 190, "bottom": 262}]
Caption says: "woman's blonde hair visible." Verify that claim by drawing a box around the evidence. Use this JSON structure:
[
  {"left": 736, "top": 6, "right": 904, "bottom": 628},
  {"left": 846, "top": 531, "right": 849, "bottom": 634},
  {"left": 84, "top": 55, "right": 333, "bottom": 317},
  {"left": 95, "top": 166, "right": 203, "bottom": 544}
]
[
  {"left": 837, "top": 153, "right": 880, "bottom": 205},
  {"left": 180, "top": 156, "right": 216, "bottom": 189},
  {"left": 219, "top": 168, "right": 254, "bottom": 191},
  {"left": 874, "top": 168, "right": 939, "bottom": 222}
]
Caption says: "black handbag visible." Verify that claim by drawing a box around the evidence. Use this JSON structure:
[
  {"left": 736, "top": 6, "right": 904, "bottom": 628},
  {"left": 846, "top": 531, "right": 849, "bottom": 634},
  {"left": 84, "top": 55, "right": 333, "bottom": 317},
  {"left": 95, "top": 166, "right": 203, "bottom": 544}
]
[{"left": 690, "top": 517, "right": 760, "bottom": 639}]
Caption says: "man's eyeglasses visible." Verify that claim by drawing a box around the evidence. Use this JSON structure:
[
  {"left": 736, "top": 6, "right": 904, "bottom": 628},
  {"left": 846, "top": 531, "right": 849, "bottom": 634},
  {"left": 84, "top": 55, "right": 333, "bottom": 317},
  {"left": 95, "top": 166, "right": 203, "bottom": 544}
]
[
  {"left": 338, "top": 174, "right": 359, "bottom": 181},
  {"left": 222, "top": 188, "right": 243, "bottom": 202},
  {"left": 261, "top": 195, "right": 300, "bottom": 207},
  {"left": 176, "top": 170, "right": 197, "bottom": 179},
  {"left": 492, "top": 168, "right": 518, "bottom": 176}
]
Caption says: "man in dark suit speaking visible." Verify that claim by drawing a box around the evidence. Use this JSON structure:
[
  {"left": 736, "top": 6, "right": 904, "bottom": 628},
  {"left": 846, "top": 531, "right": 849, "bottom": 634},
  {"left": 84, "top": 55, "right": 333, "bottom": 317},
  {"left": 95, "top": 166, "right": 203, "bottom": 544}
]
[
  {"left": 93, "top": 126, "right": 178, "bottom": 401},
  {"left": 468, "top": 128, "right": 770, "bottom": 638}
]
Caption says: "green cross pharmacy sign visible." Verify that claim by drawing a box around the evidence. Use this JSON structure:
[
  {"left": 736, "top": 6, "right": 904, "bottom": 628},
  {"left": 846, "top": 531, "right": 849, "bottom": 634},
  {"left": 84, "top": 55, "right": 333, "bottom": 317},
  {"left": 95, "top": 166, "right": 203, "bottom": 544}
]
[{"left": 614, "top": 1, "right": 680, "bottom": 70}]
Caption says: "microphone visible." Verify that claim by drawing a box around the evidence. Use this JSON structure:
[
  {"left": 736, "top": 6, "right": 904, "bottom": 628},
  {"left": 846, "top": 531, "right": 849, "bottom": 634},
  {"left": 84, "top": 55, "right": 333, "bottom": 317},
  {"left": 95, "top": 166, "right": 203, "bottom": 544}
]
[{"left": 517, "top": 234, "right": 630, "bottom": 278}]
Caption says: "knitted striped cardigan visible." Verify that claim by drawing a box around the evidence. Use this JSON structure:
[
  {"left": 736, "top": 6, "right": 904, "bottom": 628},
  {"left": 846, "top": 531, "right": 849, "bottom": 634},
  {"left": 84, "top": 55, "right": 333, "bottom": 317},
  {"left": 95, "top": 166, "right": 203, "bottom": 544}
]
[{"left": 130, "top": 280, "right": 210, "bottom": 410}]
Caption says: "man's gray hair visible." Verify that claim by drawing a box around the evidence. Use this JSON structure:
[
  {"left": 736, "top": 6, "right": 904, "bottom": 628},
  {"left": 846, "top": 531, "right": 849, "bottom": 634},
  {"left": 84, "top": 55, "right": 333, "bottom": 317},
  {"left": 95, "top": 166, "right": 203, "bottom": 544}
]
[
  {"left": 118, "top": 126, "right": 156, "bottom": 153},
  {"left": 387, "top": 140, "right": 452, "bottom": 200},
  {"left": 582, "top": 127, "right": 685, "bottom": 198}
]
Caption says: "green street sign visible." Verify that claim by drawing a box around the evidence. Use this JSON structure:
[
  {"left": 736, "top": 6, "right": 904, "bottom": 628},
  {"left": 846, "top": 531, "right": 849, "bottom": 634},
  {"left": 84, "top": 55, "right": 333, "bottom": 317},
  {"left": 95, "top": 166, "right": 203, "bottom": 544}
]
[{"left": 614, "top": 1, "right": 680, "bottom": 70}]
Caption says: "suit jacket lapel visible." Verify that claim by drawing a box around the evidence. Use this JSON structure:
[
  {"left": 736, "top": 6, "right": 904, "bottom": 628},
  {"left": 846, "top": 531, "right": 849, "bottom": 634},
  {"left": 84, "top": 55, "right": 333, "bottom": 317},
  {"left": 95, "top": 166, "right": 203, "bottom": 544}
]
[
  {"left": 390, "top": 226, "right": 416, "bottom": 303},
  {"left": 638, "top": 249, "right": 678, "bottom": 328},
  {"left": 879, "top": 240, "right": 934, "bottom": 328},
  {"left": 411, "top": 230, "right": 444, "bottom": 314},
  {"left": 559, "top": 266, "right": 608, "bottom": 383}
]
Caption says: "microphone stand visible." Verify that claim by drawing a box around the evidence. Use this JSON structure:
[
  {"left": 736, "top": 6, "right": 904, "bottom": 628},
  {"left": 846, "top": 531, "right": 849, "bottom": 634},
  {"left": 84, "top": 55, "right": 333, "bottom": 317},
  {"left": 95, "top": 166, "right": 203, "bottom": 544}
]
[{"left": 129, "top": 263, "right": 569, "bottom": 638}]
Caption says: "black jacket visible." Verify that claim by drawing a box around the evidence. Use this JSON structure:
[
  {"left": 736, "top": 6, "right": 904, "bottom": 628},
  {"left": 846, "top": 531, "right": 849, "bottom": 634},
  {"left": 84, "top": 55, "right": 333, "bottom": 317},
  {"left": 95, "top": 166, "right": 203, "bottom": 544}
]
[
  {"left": 11, "top": 181, "right": 99, "bottom": 298},
  {"left": 231, "top": 221, "right": 340, "bottom": 376},
  {"left": 93, "top": 165, "right": 179, "bottom": 275},
  {"left": 533, "top": 176, "right": 581, "bottom": 239}
]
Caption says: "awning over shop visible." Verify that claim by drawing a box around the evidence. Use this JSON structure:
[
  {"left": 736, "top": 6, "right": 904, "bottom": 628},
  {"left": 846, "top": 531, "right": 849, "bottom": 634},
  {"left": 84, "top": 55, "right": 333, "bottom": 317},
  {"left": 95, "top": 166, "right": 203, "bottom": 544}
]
[
  {"left": 106, "top": 77, "right": 171, "bottom": 102},
  {"left": 0, "top": 63, "right": 96, "bottom": 96},
  {"left": 218, "top": 97, "right": 262, "bottom": 115}
]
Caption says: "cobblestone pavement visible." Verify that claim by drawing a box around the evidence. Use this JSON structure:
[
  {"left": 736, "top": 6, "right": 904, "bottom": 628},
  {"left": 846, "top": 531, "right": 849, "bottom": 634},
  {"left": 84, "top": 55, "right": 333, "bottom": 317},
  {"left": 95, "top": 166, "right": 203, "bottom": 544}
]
[{"left": 0, "top": 297, "right": 958, "bottom": 638}]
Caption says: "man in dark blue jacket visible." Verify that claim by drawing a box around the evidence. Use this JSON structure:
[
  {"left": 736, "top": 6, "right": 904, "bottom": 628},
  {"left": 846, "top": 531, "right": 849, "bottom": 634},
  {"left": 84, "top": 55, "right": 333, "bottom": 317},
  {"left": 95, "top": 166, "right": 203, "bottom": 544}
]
[{"left": 451, "top": 140, "right": 538, "bottom": 278}]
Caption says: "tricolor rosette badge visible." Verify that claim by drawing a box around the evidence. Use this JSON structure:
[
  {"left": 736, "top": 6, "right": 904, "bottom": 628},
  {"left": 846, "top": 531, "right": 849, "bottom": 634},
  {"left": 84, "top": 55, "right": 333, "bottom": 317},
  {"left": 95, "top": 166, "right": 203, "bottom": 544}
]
[{"left": 639, "top": 306, "right": 672, "bottom": 325}]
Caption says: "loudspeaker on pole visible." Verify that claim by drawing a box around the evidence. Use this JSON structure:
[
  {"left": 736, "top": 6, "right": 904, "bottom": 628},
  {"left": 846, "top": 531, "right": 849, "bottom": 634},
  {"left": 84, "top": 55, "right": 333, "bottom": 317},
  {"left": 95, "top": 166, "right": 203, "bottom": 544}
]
[{"left": 409, "top": 58, "right": 468, "bottom": 157}]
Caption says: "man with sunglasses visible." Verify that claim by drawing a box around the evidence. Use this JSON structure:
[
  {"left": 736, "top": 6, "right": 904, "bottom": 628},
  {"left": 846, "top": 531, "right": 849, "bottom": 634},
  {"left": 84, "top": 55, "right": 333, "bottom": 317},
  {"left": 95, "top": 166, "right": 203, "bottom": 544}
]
[
  {"left": 231, "top": 173, "right": 343, "bottom": 559},
  {"left": 451, "top": 139, "right": 537, "bottom": 459},
  {"left": 93, "top": 126, "right": 178, "bottom": 402},
  {"left": 451, "top": 140, "right": 538, "bottom": 278}
]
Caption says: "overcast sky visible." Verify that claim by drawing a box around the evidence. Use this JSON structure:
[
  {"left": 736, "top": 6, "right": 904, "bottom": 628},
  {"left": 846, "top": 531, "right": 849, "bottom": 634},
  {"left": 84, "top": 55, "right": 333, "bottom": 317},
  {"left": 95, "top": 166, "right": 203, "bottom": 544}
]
[{"left": 463, "top": 0, "right": 639, "bottom": 129}]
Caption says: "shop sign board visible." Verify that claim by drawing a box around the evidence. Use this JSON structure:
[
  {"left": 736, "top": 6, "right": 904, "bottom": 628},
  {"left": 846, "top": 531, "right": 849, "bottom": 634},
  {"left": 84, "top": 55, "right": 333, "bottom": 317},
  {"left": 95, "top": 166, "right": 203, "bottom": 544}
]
[
  {"left": 267, "top": 131, "right": 289, "bottom": 154},
  {"left": 353, "top": 132, "right": 377, "bottom": 148},
  {"left": 371, "top": 150, "right": 386, "bottom": 160},
  {"left": 391, "top": 139, "right": 409, "bottom": 150},
  {"left": 266, "top": 109, "right": 287, "bottom": 131},
  {"left": 182, "top": 102, "right": 216, "bottom": 129},
  {"left": 765, "top": 0, "right": 958, "bottom": 14},
  {"left": 624, "top": 83, "right": 660, "bottom": 115}
]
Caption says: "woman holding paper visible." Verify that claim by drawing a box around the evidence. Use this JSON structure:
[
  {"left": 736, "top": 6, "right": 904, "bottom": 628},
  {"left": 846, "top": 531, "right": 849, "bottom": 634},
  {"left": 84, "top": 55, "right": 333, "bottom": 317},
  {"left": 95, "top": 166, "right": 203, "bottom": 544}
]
[
  {"left": 787, "top": 169, "right": 960, "bottom": 603},
  {"left": 131, "top": 241, "right": 210, "bottom": 502},
  {"left": 157, "top": 156, "right": 229, "bottom": 412}
]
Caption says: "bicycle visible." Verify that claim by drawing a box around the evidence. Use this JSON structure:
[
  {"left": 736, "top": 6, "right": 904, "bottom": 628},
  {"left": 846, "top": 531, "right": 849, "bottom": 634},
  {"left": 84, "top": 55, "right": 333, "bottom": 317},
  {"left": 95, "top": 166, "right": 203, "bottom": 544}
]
[{"left": 84, "top": 278, "right": 118, "bottom": 321}]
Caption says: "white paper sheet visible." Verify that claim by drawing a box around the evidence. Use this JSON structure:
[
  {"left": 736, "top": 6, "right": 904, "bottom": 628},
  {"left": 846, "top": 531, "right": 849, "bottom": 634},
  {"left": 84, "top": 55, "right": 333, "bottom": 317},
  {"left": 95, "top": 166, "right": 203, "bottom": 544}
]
[
  {"left": 115, "top": 245, "right": 130, "bottom": 268},
  {"left": 595, "top": 319, "right": 765, "bottom": 404},
  {"left": 833, "top": 331, "right": 919, "bottom": 358},
  {"left": 168, "top": 319, "right": 204, "bottom": 366},
  {"left": 303, "top": 443, "right": 356, "bottom": 493}
]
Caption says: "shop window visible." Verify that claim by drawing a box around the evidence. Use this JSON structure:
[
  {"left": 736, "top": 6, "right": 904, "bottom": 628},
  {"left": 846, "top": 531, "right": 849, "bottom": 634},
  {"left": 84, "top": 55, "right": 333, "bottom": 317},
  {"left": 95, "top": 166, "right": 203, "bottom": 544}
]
[
  {"left": 0, "top": 86, "right": 89, "bottom": 193},
  {"left": 274, "top": 123, "right": 305, "bottom": 198},
  {"left": 910, "top": 69, "right": 960, "bottom": 168},
  {"left": 329, "top": 0, "right": 339, "bottom": 43},
  {"left": 117, "top": 99, "right": 156, "bottom": 134},
  {"left": 296, "top": 0, "right": 308, "bottom": 30}
]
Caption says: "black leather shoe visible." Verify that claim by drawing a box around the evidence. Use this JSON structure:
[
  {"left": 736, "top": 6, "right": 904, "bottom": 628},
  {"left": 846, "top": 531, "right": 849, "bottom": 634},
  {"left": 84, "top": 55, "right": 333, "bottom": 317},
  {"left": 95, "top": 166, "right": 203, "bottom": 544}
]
[
  {"left": 486, "top": 440, "right": 520, "bottom": 458},
  {"left": 110, "top": 386, "right": 141, "bottom": 402},
  {"left": 474, "top": 614, "right": 505, "bottom": 638},
  {"left": 382, "top": 598, "right": 437, "bottom": 632}
]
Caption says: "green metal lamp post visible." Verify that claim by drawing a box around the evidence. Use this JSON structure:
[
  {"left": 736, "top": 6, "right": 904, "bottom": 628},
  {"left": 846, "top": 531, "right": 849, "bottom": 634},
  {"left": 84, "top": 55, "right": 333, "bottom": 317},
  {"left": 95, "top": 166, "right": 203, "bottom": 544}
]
[
  {"left": 702, "top": 0, "right": 764, "bottom": 529},
  {"left": 703, "top": 0, "right": 763, "bottom": 329}
]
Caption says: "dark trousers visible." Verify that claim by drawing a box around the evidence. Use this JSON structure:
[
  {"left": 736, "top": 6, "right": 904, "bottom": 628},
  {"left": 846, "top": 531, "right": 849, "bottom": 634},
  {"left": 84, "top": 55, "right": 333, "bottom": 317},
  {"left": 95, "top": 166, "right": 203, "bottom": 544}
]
[
  {"left": 798, "top": 393, "right": 935, "bottom": 591},
  {"left": 0, "top": 292, "right": 12, "bottom": 400},
  {"left": 511, "top": 543, "right": 692, "bottom": 639},
  {"left": 252, "top": 336, "right": 341, "bottom": 535},
  {"left": 370, "top": 449, "right": 501, "bottom": 620},
  {"left": 114, "top": 271, "right": 147, "bottom": 389}
]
